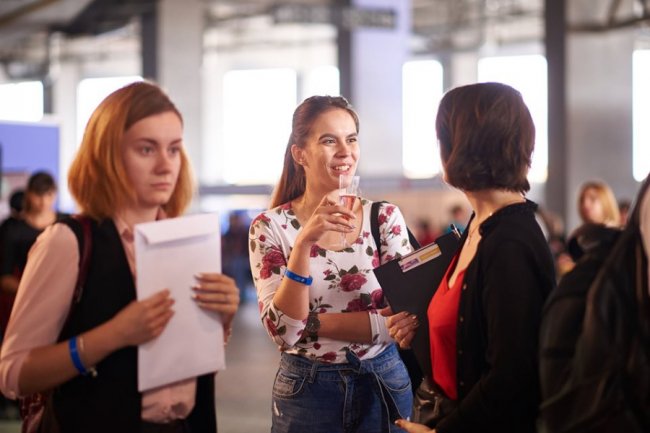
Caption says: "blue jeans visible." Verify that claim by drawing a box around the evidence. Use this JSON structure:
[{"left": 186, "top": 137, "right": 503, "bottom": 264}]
[{"left": 271, "top": 344, "right": 413, "bottom": 433}]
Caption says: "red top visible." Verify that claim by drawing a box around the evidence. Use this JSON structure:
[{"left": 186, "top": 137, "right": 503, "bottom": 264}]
[{"left": 427, "top": 255, "right": 465, "bottom": 400}]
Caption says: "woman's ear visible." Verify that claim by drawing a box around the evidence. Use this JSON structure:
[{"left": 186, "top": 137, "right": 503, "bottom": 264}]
[{"left": 290, "top": 144, "right": 306, "bottom": 167}]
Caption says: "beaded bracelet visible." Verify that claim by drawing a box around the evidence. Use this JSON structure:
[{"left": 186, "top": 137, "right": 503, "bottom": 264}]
[{"left": 284, "top": 269, "right": 313, "bottom": 285}]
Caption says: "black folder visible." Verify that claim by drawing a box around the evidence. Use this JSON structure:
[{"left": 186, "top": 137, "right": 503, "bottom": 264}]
[{"left": 374, "top": 231, "right": 461, "bottom": 375}]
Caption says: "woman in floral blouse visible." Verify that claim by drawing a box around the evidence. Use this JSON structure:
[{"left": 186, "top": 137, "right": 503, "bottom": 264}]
[{"left": 249, "top": 95, "right": 415, "bottom": 433}]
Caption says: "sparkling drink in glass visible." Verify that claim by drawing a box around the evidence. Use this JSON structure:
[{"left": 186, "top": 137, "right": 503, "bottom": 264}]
[{"left": 339, "top": 174, "right": 360, "bottom": 247}]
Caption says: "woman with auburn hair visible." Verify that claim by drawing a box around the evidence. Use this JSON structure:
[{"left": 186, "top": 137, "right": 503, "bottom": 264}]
[
  {"left": 389, "top": 82, "right": 556, "bottom": 433},
  {"left": 249, "top": 95, "right": 415, "bottom": 433},
  {"left": 577, "top": 180, "right": 621, "bottom": 227},
  {"left": 0, "top": 81, "right": 239, "bottom": 433}
]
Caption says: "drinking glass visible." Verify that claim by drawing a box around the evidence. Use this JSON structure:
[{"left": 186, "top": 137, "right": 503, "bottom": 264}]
[{"left": 339, "top": 174, "right": 360, "bottom": 247}]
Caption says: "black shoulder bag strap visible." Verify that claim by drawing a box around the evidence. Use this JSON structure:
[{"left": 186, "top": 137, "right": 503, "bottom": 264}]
[
  {"left": 370, "top": 201, "right": 420, "bottom": 252},
  {"left": 370, "top": 201, "right": 423, "bottom": 391},
  {"left": 69, "top": 215, "right": 93, "bottom": 305}
]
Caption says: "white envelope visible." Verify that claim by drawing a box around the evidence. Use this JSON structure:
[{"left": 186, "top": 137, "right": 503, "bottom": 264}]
[{"left": 134, "top": 213, "right": 225, "bottom": 392}]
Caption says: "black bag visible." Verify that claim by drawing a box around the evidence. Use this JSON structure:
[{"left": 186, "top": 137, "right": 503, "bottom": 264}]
[
  {"left": 369, "top": 201, "right": 423, "bottom": 392},
  {"left": 19, "top": 216, "right": 92, "bottom": 433},
  {"left": 538, "top": 177, "right": 650, "bottom": 433},
  {"left": 412, "top": 376, "right": 458, "bottom": 428}
]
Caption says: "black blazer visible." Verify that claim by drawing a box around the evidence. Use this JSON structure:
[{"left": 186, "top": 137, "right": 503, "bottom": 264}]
[{"left": 436, "top": 200, "right": 556, "bottom": 433}]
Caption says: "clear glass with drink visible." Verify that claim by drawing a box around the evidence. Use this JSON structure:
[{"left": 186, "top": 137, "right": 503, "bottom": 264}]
[{"left": 339, "top": 174, "right": 360, "bottom": 247}]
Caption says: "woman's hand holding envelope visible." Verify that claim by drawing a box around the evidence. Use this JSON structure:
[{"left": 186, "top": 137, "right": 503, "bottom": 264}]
[
  {"left": 381, "top": 307, "right": 419, "bottom": 349},
  {"left": 191, "top": 273, "right": 240, "bottom": 342},
  {"left": 110, "top": 289, "right": 176, "bottom": 347}
]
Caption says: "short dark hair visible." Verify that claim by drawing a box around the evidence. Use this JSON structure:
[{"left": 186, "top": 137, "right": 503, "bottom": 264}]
[
  {"left": 436, "top": 82, "right": 535, "bottom": 193},
  {"left": 270, "top": 95, "right": 359, "bottom": 208},
  {"left": 9, "top": 189, "right": 25, "bottom": 213},
  {"left": 27, "top": 171, "right": 56, "bottom": 195}
]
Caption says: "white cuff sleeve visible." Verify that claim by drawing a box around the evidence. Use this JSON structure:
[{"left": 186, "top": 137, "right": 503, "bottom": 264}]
[{"left": 368, "top": 310, "right": 394, "bottom": 344}]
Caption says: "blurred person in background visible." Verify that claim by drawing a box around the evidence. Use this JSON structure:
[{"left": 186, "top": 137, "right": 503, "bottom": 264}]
[
  {"left": 576, "top": 180, "right": 620, "bottom": 228},
  {"left": 222, "top": 211, "right": 254, "bottom": 301},
  {"left": 564, "top": 180, "right": 622, "bottom": 273},
  {"left": 415, "top": 218, "right": 439, "bottom": 247},
  {"left": 443, "top": 204, "right": 469, "bottom": 235},
  {"left": 0, "top": 172, "right": 60, "bottom": 294},
  {"left": 617, "top": 198, "right": 631, "bottom": 227}
]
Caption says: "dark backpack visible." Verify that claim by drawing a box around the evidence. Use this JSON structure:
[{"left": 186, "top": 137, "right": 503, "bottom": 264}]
[{"left": 538, "top": 178, "right": 650, "bottom": 433}]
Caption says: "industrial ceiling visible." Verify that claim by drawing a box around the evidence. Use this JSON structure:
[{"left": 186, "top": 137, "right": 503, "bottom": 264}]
[{"left": 0, "top": 0, "right": 648, "bottom": 80}]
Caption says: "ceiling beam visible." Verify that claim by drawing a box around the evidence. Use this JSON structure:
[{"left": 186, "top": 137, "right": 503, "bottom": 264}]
[{"left": 0, "top": 0, "right": 59, "bottom": 28}]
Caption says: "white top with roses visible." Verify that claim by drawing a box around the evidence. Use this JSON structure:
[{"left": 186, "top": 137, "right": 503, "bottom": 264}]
[{"left": 248, "top": 198, "right": 413, "bottom": 363}]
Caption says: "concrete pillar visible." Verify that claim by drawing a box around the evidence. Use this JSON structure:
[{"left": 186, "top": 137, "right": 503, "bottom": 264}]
[
  {"left": 338, "top": 0, "right": 410, "bottom": 177},
  {"left": 564, "top": 1, "right": 639, "bottom": 231},
  {"left": 141, "top": 6, "right": 158, "bottom": 81},
  {"left": 545, "top": 0, "right": 568, "bottom": 222},
  {"left": 157, "top": 0, "right": 203, "bottom": 177},
  {"left": 51, "top": 58, "right": 81, "bottom": 212}
]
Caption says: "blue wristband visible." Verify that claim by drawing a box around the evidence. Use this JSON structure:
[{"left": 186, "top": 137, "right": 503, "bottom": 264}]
[
  {"left": 68, "top": 337, "right": 88, "bottom": 375},
  {"left": 284, "top": 269, "right": 313, "bottom": 285}
]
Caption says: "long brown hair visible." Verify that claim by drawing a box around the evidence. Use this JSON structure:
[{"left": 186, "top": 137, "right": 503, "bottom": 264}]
[
  {"left": 270, "top": 95, "right": 359, "bottom": 208},
  {"left": 68, "top": 81, "right": 195, "bottom": 220}
]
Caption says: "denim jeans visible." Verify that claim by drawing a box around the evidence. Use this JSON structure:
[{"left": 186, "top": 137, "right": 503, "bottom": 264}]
[{"left": 271, "top": 344, "right": 412, "bottom": 433}]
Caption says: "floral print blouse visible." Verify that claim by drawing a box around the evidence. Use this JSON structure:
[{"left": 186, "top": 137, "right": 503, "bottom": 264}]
[{"left": 248, "top": 199, "right": 413, "bottom": 363}]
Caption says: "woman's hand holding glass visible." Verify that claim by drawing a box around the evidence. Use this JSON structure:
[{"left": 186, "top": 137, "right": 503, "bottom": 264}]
[
  {"left": 295, "top": 194, "right": 356, "bottom": 248},
  {"left": 381, "top": 307, "right": 419, "bottom": 349}
]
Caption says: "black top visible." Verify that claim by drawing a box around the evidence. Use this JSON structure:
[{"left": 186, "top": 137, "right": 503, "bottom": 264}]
[
  {"left": 436, "top": 200, "right": 556, "bottom": 433},
  {"left": 539, "top": 224, "right": 621, "bottom": 400},
  {"left": 0, "top": 213, "right": 67, "bottom": 278},
  {"left": 50, "top": 217, "right": 216, "bottom": 433}
]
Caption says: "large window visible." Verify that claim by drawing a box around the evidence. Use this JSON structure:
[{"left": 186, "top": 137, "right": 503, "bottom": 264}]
[
  {"left": 303, "top": 65, "right": 339, "bottom": 98},
  {"left": 76, "top": 76, "right": 142, "bottom": 145},
  {"left": 633, "top": 50, "right": 650, "bottom": 181},
  {"left": 0, "top": 81, "right": 43, "bottom": 121},
  {"left": 478, "top": 54, "right": 548, "bottom": 183},
  {"left": 222, "top": 68, "right": 296, "bottom": 184},
  {"left": 402, "top": 60, "right": 444, "bottom": 178}
]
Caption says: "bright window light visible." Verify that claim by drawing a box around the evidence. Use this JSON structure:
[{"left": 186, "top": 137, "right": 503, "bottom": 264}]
[
  {"left": 402, "top": 60, "right": 444, "bottom": 178},
  {"left": 304, "top": 65, "right": 339, "bottom": 98},
  {"left": 0, "top": 81, "right": 43, "bottom": 121},
  {"left": 478, "top": 55, "right": 548, "bottom": 183},
  {"left": 633, "top": 50, "right": 650, "bottom": 181},
  {"left": 222, "top": 69, "right": 297, "bottom": 185},
  {"left": 76, "top": 76, "right": 142, "bottom": 145}
]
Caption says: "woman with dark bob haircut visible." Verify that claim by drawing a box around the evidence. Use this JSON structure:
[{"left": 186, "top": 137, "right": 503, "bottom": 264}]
[{"left": 388, "top": 82, "right": 556, "bottom": 433}]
